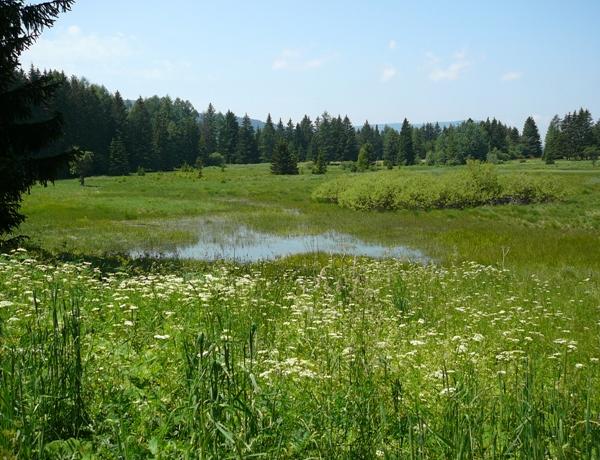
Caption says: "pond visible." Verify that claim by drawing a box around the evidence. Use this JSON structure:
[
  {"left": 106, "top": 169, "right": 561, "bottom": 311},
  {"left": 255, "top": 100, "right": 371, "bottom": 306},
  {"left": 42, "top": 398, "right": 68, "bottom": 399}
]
[{"left": 131, "top": 221, "right": 429, "bottom": 263}]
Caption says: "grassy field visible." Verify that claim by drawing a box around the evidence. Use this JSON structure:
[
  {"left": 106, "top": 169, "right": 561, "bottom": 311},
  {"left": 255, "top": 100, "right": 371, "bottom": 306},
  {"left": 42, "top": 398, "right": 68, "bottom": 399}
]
[
  {"left": 2, "top": 160, "right": 600, "bottom": 458},
  {"left": 17, "top": 160, "right": 600, "bottom": 275}
]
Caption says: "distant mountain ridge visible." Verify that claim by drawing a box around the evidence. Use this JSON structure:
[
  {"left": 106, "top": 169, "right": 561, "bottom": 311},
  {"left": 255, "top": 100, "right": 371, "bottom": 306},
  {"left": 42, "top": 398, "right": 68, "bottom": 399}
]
[{"left": 369, "top": 120, "right": 468, "bottom": 131}]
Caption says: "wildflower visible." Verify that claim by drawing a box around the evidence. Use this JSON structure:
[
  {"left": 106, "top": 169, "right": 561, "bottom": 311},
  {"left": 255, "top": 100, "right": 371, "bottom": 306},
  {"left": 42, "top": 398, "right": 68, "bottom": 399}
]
[
  {"left": 123, "top": 320, "right": 134, "bottom": 327},
  {"left": 0, "top": 300, "right": 14, "bottom": 308},
  {"left": 153, "top": 334, "right": 170, "bottom": 340},
  {"left": 440, "top": 387, "right": 456, "bottom": 396}
]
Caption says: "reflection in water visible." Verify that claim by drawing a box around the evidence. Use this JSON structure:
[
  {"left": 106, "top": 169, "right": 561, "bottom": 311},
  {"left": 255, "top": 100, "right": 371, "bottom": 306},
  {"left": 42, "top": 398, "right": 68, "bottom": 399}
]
[{"left": 131, "top": 224, "right": 428, "bottom": 263}]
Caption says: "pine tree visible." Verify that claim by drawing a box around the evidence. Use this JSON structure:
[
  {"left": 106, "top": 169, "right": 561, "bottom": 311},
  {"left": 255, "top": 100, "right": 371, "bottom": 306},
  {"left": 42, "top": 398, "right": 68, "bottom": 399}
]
[
  {"left": 0, "top": 0, "right": 76, "bottom": 235},
  {"left": 271, "top": 140, "right": 298, "bottom": 175},
  {"left": 108, "top": 132, "right": 129, "bottom": 175},
  {"left": 521, "top": 117, "right": 542, "bottom": 157},
  {"left": 398, "top": 118, "right": 415, "bottom": 165}
]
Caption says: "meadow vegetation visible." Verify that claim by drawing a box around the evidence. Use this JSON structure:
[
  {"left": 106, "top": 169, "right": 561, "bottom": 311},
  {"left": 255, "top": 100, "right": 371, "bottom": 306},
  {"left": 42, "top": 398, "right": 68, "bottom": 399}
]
[
  {"left": 2, "top": 160, "right": 600, "bottom": 458},
  {"left": 312, "top": 161, "right": 564, "bottom": 211},
  {"left": 1, "top": 250, "right": 599, "bottom": 458}
]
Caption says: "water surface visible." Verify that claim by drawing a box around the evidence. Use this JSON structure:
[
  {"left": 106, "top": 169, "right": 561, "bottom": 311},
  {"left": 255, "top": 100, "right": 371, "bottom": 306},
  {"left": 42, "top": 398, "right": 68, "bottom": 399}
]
[{"left": 131, "top": 223, "right": 428, "bottom": 263}]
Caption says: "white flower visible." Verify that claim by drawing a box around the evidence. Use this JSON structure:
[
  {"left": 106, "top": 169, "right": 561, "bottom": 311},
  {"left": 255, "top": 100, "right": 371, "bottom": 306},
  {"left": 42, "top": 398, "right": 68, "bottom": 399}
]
[
  {"left": 123, "top": 320, "right": 134, "bottom": 327},
  {"left": 153, "top": 334, "right": 170, "bottom": 340},
  {"left": 0, "top": 300, "right": 14, "bottom": 308}
]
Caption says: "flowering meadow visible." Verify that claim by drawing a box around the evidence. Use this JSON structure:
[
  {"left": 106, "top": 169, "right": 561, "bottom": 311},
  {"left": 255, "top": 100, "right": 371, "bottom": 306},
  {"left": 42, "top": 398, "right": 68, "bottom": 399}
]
[{"left": 1, "top": 249, "right": 599, "bottom": 458}]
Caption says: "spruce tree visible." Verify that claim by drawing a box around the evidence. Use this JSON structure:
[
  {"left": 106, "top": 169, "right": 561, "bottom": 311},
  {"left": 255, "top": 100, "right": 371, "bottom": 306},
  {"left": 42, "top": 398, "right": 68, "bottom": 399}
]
[
  {"left": 259, "top": 114, "right": 276, "bottom": 162},
  {"left": 357, "top": 143, "right": 373, "bottom": 171},
  {"left": 342, "top": 116, "right": 358, "bottom": 161},
  {"left": 271, "top": 140, "right": 298, "bottom": 175},
  {"left": 236, "top": 114, "right": 258, "bottom": 163},
  {"left": 398, "top": 118, "right": 415, "bottom": 165},
  {"left": 543, "top": 115, "right": 562, "bottom": 164},
  {"left": 312, "top": 148, "right": 327, "bottom": 174},
  {"left": 127, "top": 97, "right": 156, "bottom": 170},
  {"left": 521, "top": 117, "right": 542, "bottom": 157},
  {"left": 383, "top": 127, "right": 399, "bottom": 168},
  {"left": 218, "top": 110, "right": 239, "bottom": 163},
  {"left": 198, "top": 103, "right": 218, "bottom": 161},
  {"left": 0, "top": 0, "right": 76, "bottom": 235},
  {"left": 108, "top": 132, "right": 129, "bottom": 175},
  {"left": 111, "top": 91, "right": 128, "bottom": 134}
]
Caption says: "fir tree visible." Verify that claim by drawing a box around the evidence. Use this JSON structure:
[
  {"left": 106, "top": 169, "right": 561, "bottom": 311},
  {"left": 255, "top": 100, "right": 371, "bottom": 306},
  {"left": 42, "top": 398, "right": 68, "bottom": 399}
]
[
  {"left": 521, "top": 117, "right": 542, "bottom": 157},
  {"left": 218, "top": 110, "right": 239, "bottom": 163},
  {"left": 127, "top": 97, "right": 156, "bottom": 170},
  {"left": 236, "top": 114, "right": 258, "bottom": 163},
  {"left": 398, "top": 118, "right": 415, "bottom": 165},
  {"left": 259, "top": 114, "right": 276, "bottom": 162},
  {"left": 312, "top": 148, "right": 327, "bottom": 174},
  {"left": 271, "top": 140, "right": 298, "bottom": 175},
  {"left": 383, "top": 127, "right": 399, "bottom": 168},
  {"left": 341, "top": 116, "right": 358, "bottom": 161},
  {"left": 198, "top": 103, "right": 218, "bottom": 161},
  {"left": 108, "top": 132, "right": 129, "bottom": 175},
  {"left": 543, "top": 115, "right": 562, "bottom": 164},
  {"left": 357, "top": 142, "right": 373, "bottom": 171}
]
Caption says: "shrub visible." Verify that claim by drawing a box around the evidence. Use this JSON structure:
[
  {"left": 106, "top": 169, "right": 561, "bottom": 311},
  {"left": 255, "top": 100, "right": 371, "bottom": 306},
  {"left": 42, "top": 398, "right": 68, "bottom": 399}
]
[
  {"left": 312, "top": 162, "right": 563, "bottom": 211},
  {"left": 207, "top": 152, "right": 226, "bottom": 167}
]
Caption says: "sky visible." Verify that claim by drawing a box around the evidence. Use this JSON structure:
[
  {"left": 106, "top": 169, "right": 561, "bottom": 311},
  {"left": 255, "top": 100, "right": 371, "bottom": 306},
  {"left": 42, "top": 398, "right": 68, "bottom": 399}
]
[{"left": 21, "top": 0, "right": 600, "bottom": 134}]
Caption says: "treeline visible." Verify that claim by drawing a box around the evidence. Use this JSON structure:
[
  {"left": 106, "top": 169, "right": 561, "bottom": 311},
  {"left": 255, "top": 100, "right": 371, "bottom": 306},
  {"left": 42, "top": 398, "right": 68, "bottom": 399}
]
[
  {"left": 544, "top": 109, "right": 600, "bottom": 163},
  {"left": 24, "top": 68, "right": 600, "bottom": 176}
]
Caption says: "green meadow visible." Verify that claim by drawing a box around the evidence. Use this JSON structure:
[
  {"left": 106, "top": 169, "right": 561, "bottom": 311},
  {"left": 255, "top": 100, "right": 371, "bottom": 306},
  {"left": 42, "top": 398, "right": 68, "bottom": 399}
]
[
  {"left": 18, "top": 160, "right": 600, "bottom": 274},
  {"left": 2, "top": 160, "right": 600, "bottom": 458}
]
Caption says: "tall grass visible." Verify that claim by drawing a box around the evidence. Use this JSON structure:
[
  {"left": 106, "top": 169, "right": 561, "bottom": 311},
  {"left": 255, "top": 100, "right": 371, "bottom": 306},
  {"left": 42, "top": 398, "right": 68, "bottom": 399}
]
[{"left": 1, "top": 250, "right": 598, "bottom": 458}]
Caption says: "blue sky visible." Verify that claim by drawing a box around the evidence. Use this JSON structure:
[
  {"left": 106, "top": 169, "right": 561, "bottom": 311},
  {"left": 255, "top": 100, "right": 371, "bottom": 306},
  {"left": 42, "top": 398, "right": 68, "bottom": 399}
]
[{"left": 21, "top": 0, "right": 600, "bottom": 133}]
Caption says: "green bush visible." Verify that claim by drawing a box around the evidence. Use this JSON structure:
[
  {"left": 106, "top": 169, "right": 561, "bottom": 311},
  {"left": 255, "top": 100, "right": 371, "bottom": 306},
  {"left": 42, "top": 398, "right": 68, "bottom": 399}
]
[{"left": 312, "top": 161, "right": 563, "bottom": 211}]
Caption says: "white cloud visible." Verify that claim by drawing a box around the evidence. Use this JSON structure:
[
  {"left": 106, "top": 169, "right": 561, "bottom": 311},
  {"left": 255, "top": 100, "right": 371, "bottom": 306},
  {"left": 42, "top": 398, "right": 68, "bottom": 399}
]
[
  {"left": 501, "top": 71, "right": 522, "bottom": 81},
  {"left": 426, "top": 50, "right": 470, "bottom": 81},
  {"left": 388, "top": 39, "right": 397, "bottom": 50},
  {"left": 21, "top": 25, "right": 134, "bottom": 71},
  {"left": 134, "top": 59, "right": 192, "bottom": 80},
  {"left": 381, "top": 65, "right": 397, "bottom": 82},
  {"left": 272, "top": 48, "right": 330, "bottom": 71}
]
